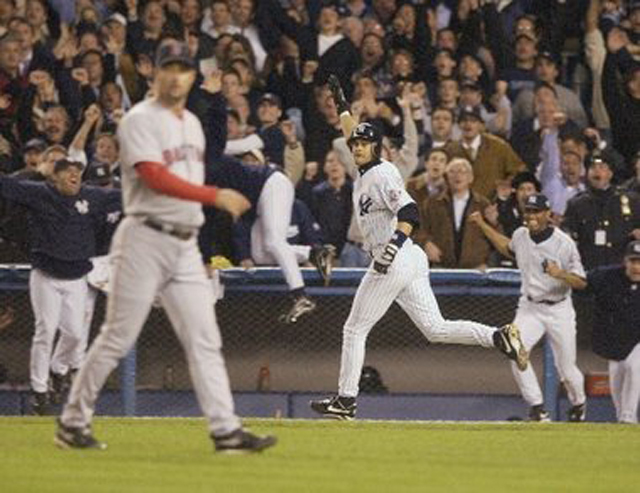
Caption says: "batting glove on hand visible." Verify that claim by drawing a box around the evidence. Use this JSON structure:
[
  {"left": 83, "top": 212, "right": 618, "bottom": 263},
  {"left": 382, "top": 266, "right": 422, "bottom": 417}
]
[
  {"left": 327, "top": 74, "right": 350, "bottom": 114},
  {"left": 373, "top": 243, "right": 399, "bottom": 274}
]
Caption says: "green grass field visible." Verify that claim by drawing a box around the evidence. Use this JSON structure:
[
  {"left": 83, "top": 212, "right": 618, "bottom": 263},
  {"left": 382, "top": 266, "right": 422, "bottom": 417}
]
[{"left": 1, "top": 417, "right": 639, "bottom": 493}]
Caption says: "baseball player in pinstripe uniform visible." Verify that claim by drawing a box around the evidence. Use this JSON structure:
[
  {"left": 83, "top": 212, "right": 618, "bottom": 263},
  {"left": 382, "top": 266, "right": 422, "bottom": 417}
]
[
  {"left": 310, "top": 76, "right": 528, "bottom": 420},
  {"left": 55, "top": 40, "right": 276, "bottom": 453},
  {"left": 471, "top": 193, "right": 588, "bottom": 422}
]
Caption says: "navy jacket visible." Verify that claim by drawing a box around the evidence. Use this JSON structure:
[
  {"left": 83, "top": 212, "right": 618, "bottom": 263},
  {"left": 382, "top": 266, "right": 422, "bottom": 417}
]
[
  {"left": 586, "top": 266, "right": 640, "bottom": 361},
  {"left": 0, "top": 176, "right": 121, "bottom": 279}
]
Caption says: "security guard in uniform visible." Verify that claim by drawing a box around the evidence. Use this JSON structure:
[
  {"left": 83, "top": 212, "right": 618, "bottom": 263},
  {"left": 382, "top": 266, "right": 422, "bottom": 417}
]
[{"left": 563, "top": 153, "right": 640, "bottom": 270}]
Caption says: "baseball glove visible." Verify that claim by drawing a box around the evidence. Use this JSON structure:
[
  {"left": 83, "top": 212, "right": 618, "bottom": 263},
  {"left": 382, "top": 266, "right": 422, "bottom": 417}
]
[{"left": 327, "top": 74, "right": 350, "bottom": 114}]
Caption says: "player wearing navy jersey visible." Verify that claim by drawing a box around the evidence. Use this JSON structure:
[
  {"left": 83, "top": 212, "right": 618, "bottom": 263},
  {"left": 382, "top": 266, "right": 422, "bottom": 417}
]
[
  {"left": 208, "top": 157, "right": 335, "bottom": 323},
  {"left": 0, "top": 159, "right": 120, "bottom": 415},
  {"left": 310, "top": 76, "right": 528, "bottom": 420},
  {"left": 587, "top": 241, "right": 640, "bottom": 424}
]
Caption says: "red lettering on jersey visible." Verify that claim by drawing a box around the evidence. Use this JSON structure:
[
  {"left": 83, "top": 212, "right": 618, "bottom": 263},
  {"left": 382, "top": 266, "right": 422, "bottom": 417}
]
[{"left": 162, "top": 145, "right": 203, "bottom": 167}]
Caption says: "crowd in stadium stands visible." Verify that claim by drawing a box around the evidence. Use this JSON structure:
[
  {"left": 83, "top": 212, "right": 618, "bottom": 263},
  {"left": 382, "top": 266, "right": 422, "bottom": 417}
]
[{"left": 1, "top": 0, "right": 640, "bottom": 272}]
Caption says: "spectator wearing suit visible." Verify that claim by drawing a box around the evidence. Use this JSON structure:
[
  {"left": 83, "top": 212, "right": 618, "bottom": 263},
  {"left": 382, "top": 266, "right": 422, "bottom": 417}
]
[
  {"left": 587, "top": 240, "right": 640, "bottom": 423},
  {"left": 422, "top": 158, "right": 493, "bottom": 269},
  {"left": 445, "top": 105, "right": 524, "bottom": 199},
  {"left": 563, "top": 153, "right": 640, "bottom": 270},
  {"left": 407, "top": 147, "right": 449, "bottom": 248}
]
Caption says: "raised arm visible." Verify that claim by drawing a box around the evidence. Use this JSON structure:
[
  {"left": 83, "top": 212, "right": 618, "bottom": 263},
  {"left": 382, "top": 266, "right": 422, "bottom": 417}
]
[
  {"left": 327, "top": 75, "right": 356, "bottom": 139},
  {"left": 468, "top": 210, "right": 513, "bottom": 259}
]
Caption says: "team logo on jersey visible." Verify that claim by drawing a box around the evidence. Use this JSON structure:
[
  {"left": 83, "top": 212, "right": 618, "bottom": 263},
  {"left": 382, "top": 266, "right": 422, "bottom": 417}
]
[
  {"left": 359, "top": 194, "right": 373, "bottom": 216},
  {"left": 74, "top": 200, "right": 89, "bottom": 214},
  {"left": 162, "top": 145, "right": 203, "bottom": 166},
  {"left": 106, "top": 211, "right": 122, "bottom": 224},
  {"left": 388, "top": 189, "right": 401, "bottom": 205}
]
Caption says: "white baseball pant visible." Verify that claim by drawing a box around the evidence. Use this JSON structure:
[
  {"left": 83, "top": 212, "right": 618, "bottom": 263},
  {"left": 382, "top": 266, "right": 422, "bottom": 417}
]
[
  {"left": 511, "top": 297, "right": 585, "bottom": 407},
  {"left": 29, "top": 269, "right": 88, "bottom": 393},
  {"left": 50, "top": 286, "right": 98, "bottom": 376},
  {"left": 252, "top": 172, "right": 304, "bottom": 290},
  {"left": 608, "top": 342, "right": 640, "bottom": 423},
  {"left": 61, "top": 217, "right": 241, "bottom": 436},
  {"left": 339, "top": 241, "right": 497, "bottom": 397}
]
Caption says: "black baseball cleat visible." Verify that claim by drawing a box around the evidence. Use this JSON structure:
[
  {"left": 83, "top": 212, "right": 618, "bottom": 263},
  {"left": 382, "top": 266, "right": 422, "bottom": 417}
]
[
  {"left": 310, "top": 244, "right": 336, "bottom": 286},
  {"left": 495, "top": 323, "right": 529, "bottom": 371},
  {"left": 212, "top": 428, "right": 277, "bottom": 454},
  {"left": 49, "top": 372, "right": 70, "bottom": 405},
  {"left": 29, "top": 391, "right": 50, "bottom": 416},
  {"left": 529, "top": 404, "right": 551, "bottom": 422},
  {"left": 310, "top": 395, "right": 357, "bottom": 420},
  {"left": 54, "top": 419, "right": 107, "bottom": 450},
  {"left": 567, "top": 403, "right": 587, "bottom": 422},
  {"left": 279, "top": 295, "right": 316, "bottom": 324}
]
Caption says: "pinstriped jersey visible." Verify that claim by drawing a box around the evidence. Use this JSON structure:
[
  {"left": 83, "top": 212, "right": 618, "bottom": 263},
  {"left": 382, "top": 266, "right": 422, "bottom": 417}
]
[
  {"left": 509, "top": 226, "right": 586, "bottom": 301},
  {"left": 353, "top": 159, "right": 415, "bottom": 257}
]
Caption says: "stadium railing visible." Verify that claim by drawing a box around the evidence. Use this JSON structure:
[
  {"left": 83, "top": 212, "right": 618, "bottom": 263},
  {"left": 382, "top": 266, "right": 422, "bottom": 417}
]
[{"left": 0, "top": 265, "right": 570, "bottom": 420}]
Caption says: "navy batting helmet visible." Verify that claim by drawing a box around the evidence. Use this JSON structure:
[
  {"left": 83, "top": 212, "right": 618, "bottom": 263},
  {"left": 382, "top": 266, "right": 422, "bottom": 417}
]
[{"left": 347, "top": 122, "right": 382, "bottom": 156}]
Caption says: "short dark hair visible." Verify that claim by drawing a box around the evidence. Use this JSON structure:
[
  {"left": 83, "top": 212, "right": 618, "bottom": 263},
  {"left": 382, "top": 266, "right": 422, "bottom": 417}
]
[
  {"left": 511, "top": 171, "right": 542, "bottom": 192},
  {"left": 53, "top": 159, "right": 83, "bottom": 174}
]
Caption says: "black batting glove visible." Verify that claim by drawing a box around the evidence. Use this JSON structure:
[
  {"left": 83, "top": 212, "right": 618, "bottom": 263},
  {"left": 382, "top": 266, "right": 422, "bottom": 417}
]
[{"left": 327, "top": 74, "right": 350, "bottom": 114}]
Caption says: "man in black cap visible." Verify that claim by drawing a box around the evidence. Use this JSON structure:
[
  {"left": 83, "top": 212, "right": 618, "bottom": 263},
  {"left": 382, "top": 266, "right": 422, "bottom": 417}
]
[
  {"left": 512, "top": 51, "right": 588, "bottom": 127},
  {"left": 471, "top": 193, "right": 589, "bottom": 422},
  {"left": 563, "top": 153, "right": 640, "bottom": 270},
  {"left": 586, "top": 239, "right": 640, "bottom": 423}
]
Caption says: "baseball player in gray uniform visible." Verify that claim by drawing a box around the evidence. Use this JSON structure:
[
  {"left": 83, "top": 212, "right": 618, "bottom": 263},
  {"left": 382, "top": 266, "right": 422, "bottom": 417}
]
[
  {"left": 310, "top": 76, "right": 528, "bottom": 420},
  {"left": 55, "top": 40, "right": 276, "bottom": 453},
  {"left": 471, "top": 193, "right": 588, "bottom": 422}
]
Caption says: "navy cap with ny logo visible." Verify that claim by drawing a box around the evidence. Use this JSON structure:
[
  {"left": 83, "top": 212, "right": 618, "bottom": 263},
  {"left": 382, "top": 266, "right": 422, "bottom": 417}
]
[{"left": 524, "top": 193, "right": 550, "bottom": 211}]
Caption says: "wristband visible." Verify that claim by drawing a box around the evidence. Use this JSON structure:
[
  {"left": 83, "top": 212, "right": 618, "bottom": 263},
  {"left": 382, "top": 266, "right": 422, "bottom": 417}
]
[{"left": 390, "top": 230, "right": 408, "bottom": 248}]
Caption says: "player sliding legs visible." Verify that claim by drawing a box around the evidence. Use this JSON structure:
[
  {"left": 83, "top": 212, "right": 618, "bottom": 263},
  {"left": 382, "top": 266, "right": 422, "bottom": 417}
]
[{"left": 310, "top": 76, "right": 528, "bottom": 420}]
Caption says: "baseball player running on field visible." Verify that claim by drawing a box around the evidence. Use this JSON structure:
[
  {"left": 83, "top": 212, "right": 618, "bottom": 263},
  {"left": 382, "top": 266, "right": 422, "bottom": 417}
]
[
  {"left": 470, "top": 193, "right": 588, "bottom": 422},
  {"left": 310, "top": 76, "right": 528, "bottom": 420},
  {"left": 56, "top": 40, "right": 276, "bottom": 453}
]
